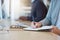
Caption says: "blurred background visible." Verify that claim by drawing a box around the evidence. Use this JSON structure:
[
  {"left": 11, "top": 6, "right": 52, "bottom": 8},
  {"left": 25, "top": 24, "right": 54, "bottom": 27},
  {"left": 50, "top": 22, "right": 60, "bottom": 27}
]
[{"left": 0, "top": 0, "right": 51, "bottom": 20}]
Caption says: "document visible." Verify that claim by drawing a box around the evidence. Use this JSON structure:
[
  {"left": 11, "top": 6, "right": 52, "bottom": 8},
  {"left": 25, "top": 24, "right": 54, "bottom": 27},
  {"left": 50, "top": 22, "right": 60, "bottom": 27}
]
[
  {"left": 17, "top": 23, "right": 30, "bottom": 28},
  {"left": 23, "top": 26, "right": 53, "bottom": 31}
]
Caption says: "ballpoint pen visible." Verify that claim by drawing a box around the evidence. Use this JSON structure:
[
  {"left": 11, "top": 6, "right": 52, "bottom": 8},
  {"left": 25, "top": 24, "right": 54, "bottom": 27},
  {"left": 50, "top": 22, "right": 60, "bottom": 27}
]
[
  {"left": 32, "top": 16, "right": 35, "bottom": 25},
  {"left": 32, "top": 16, "right": 36, "bottom": 28}
]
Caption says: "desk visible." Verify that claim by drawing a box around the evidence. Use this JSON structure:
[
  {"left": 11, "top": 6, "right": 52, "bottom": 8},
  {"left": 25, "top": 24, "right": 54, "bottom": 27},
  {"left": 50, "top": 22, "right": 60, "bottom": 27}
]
[
  {"left": 0, "top": 30, "right": 59, "bottom": 40},
  {"left": 0, "top": 20, "right": 59, "bottom": 40}
]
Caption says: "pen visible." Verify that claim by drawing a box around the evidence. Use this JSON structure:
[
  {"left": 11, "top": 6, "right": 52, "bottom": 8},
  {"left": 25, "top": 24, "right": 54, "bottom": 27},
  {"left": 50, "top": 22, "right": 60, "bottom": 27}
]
[{"left": 32, "top": 16, "right": 35, "bottom": 24}]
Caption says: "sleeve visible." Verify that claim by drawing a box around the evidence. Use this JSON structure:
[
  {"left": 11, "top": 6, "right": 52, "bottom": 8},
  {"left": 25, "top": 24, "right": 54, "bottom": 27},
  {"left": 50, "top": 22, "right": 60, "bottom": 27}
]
[
  {"left": 34, "top": 1, "right": 47, "bottom": 22},
  {"left": 40, "top": 0, "right": 54, "bottom": 26},
  {"left": 56, "top": 11, "right": 60, "bottom": 29}
]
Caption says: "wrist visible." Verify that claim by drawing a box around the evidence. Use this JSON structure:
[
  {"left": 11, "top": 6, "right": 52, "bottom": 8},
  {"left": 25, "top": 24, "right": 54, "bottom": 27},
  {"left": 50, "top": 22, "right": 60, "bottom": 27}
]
[{"left": 39, "top": 22, "right": 43, "bottom": 27}]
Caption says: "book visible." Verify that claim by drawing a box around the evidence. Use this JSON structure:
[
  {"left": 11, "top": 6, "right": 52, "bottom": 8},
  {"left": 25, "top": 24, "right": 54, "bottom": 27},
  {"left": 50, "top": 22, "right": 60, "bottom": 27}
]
[{"left": 23, "top": 26, "right": 52, "bottom": 31}]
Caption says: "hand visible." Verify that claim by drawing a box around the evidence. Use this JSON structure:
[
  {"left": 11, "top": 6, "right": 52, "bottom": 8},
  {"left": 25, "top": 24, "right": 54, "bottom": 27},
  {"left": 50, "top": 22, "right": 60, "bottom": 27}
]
[
  {"left": 51, "top": 26, "right": 60, "bottom": 35},
  {"left": 31, "top": 22, "right": 42, "bottom": 28}
]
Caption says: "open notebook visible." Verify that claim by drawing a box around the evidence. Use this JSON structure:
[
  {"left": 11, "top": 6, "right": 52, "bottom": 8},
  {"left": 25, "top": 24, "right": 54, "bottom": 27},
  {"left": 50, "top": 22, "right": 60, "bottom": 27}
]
[
  {"left": 23, "top": 26, "right": 53, "bottom": 31},
  {"left": 11, "top": 22, "right": 31, "bottom": 28},
  {"left": 16, "top": 23, "right": 31, "bottom": 28}
]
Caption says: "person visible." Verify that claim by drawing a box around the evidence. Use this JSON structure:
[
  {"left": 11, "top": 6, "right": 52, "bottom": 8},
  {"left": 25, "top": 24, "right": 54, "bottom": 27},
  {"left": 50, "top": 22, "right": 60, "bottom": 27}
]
[
  {"left": 20, "top": 0, "right": 47, "bottom": 22},
  {"left": 31, "top": 0, "right": 60, "bottom": 35}
]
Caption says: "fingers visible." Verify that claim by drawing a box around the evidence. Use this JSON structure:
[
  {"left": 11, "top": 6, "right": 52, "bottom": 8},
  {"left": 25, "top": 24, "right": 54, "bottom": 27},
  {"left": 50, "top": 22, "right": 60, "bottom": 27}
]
[
  {"left": 35, "top": 22, "right": 41, "bottom": 28},
  {"left": 50, "top": 26, "right": 60, "bottom": 35},
  {"left": 31, "top": 22, "right": 42, "bottom": 28}
]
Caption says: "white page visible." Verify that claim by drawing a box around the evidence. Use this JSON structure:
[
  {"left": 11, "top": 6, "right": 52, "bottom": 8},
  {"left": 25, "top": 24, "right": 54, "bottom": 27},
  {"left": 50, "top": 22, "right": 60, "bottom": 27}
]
[
  {"left": 11, "top": 21, "right": 30, "bottom": 28},
  {"left": 23, "top": 26, "right": 53, "bottom": 31},
  {"left": 16, "top": 22, "right": 30, "bottom": 28}
]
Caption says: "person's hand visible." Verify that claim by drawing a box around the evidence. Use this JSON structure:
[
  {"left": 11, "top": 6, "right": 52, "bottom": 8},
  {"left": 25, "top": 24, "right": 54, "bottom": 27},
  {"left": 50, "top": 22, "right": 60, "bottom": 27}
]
[
  {"left": 51, "top": 26, "right": 60, "bottom": 35},
  {"left": 31, "top": 22, "right": 42, "bottom": 28}
]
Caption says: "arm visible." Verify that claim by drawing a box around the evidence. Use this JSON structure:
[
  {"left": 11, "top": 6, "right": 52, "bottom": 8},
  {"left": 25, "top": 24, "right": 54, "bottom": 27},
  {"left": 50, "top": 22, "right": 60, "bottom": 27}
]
[
  {"left": 31, "top": 0, "right": 54, "bottom": 28},
  {"left": 34, "top": 1, "right": 48, "bottom": 22},
  {"left": 31, "top": 0, "right": 47, "bottom": 22},
  {"left": 40, "top": 0, "right": 54, "bottom": 26}
]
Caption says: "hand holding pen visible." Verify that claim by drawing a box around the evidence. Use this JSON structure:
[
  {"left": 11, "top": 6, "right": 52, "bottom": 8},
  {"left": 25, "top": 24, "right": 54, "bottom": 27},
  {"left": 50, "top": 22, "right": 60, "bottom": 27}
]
[{"left": 31, "top": 16, "right": 42, "bottom": 28}]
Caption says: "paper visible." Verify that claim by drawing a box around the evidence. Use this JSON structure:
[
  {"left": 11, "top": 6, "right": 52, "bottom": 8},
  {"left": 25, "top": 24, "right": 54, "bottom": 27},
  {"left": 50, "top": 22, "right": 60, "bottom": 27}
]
[
  {"left": 23, "top": 26, "right": 53, "bottom": 31},
  {"left": 17, "top": 23, "right": 30, "bottom": 28},
  {"left": 0, "top": 26, "right": 2, "bottom": 29}
]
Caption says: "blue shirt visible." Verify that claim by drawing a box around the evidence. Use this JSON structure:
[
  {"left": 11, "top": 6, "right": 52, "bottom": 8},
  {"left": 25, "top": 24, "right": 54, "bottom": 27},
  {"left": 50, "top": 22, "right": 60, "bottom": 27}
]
[
  {"left": 56, "top": 12, "right": 60, "bottom": 29},
  {"left": 40, "top": 0, "right": 60, "bottom": 29}
]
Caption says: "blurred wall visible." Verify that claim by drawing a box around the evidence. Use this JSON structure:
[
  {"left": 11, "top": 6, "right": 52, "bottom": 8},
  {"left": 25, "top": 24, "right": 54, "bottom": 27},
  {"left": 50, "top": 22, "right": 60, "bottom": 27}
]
[
  {"left": 0, "top": 0, "right": 10, "bottom": 19},
  {"left": 0, "top": 0, "right": 2, "bottom": 19},
  {"left": 11, "top": 0, "right": 31, "bottom": 20},
  {"left": 3, "top": 0, "right": 10, "bottom": 19}
]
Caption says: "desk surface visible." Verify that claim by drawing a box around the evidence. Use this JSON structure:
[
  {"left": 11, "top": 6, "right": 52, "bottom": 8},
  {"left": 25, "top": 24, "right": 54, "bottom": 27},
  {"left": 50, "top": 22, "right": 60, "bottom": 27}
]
[
  {"left": 2, "top": 30, "right": 58, "bottom": 40},
  {"left": 12, "top": 31, "right": 56, "bottom": 40},
  {"left": 0, "top": 20, "right": 59, "bottom": 40},
  {"left": 10, "top": 20, "right": 59, "bottom": 40}
]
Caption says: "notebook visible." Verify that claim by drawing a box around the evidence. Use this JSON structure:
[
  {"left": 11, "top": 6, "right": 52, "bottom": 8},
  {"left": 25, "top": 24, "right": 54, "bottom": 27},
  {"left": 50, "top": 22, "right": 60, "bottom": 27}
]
[
  {"left": 23, "top": 26, "right": 53, "bottom": 31},
  {"left": 11, "top": 22, "right": 30, "bottom": 28},
  {"left": 16, "top": 23, "right": 30, "bottom": 28}
]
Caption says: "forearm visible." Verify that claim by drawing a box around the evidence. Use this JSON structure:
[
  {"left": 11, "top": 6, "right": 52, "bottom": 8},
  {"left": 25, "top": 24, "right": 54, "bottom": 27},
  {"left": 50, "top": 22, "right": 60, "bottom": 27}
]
[{"left": 40, "top": 18, "right": 51, "bottom": 26}]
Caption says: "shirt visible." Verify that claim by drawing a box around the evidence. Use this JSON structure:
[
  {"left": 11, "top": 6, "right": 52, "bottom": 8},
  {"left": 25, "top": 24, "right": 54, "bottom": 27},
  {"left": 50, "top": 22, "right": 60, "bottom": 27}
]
[
  {"left": 40, "top": 0, "right": 60, "bottom": 26},
  {"left": 56, "top": 12, "right": 60, "bottom": 29}
]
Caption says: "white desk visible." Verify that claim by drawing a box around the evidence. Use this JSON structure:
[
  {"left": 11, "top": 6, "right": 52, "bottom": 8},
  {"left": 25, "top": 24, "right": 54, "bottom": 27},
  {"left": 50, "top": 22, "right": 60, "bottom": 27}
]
[
  {"left": 0, "top": 20, "right": 59, "bottom": 40},
  {"left": 0, "top": 30, "right": 59, "bottom": 40}
]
